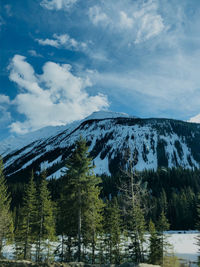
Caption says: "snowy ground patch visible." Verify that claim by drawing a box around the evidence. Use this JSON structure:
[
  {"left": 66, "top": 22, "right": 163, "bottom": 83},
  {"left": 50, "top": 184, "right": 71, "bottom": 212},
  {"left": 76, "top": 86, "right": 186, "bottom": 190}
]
[
  {"left": 2, "top": 231, "right": 200, "bottom": 265},
  {"left": 167, "top": 231, "right": 199, "bottom": 266}
]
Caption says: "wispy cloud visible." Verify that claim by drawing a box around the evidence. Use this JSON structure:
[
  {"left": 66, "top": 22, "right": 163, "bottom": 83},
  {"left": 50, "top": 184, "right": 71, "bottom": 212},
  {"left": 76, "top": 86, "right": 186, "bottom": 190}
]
[
  {"left": 8, "top": 55, "right": 109, "bottom": 134},
  {"left": 119, "top": 11, "right": 134, "bottom": 29},
  {"left": 88, "top": 6, "right": 110, "bottom": 26},
  {"left": 0, "top": 95, "right": 12, "bottom": 128},
  {"left": 40, "top": 0, "right": 78, "bottom": 11},
  {"left": 86, "top": 47, "right": 200, "bottom": 119},
  {"left": 28, "top": 50, "right": 43, "bottom": 58},
  {"left": 4, "top": 5, "right": 12, "bottom": 17},
  {"left": 0, "top": 95, "right": 11, "bottom": 104},
  {"left": 133, "top": 1, "right": 165, "bottom": 44},
  {"left": 36, "top": 33, "right": 87, "bottom": 51},
  {"left": 88, "top": 0, "right": 166, "bottom": 44}
]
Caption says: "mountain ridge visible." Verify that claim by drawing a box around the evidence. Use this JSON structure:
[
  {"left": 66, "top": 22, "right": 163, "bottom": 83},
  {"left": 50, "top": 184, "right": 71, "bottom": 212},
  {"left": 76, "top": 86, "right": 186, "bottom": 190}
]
[{"left": 1, "top": 111, "right": 200, "bottom": 182}]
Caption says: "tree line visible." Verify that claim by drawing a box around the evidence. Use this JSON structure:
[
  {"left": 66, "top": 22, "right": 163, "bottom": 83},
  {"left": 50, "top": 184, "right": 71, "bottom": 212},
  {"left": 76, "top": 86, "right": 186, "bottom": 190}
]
[{"left": 0, "top": 137, "right": 199, "bottom": 265}]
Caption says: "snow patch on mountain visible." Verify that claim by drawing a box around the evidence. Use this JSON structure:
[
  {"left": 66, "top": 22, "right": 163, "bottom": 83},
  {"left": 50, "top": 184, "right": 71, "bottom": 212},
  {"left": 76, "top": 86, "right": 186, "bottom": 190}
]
[
  {"left": 2, "top": 112, "right": 200, "bottom": 179},
  {"left": 93, "top": 154, "right": 111, "bottom": 176},
  {"left": 85, "top": 110, "right": 132, "bottom": 120},
  {"left": 47, "top": 167, "right": 67, "bottom": 180},
  {"left": 0, "top": 111, "right": 133, "bottom": 158}
]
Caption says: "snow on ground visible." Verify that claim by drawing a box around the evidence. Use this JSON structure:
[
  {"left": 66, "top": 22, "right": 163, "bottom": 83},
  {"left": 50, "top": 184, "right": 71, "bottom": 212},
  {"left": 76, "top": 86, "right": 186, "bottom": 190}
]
[
  {"left": 2, "top": 232, "right": 199, "bottom": 264},
  {"left": 167, "top": 231, "right": 199, "bottom": 266}
]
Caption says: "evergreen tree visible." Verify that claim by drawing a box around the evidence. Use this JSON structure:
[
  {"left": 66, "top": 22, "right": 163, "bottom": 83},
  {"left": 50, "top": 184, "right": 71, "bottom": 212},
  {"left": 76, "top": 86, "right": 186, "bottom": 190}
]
[
  {"left": 0, "top": 158, "right": 13, "bottom": 258},
  {"left": 104, "top": 198, "right": 122, "bottom": 264},
  {"left": 56, "top": 188, "right": 77, "bottom": 262},
  {"left": 157, "top": 210, "right": 170, "bottom": 266},
  {"left": 60, "top": 137, "right": 103, "bottom": 262},
  {"left": 128, "top": 202, "right": 146, "bottom": 263},
  {"left": 82, "top": 183, "right": 104, "bottom": 263},
  {"left": 35, "top": 171, "right": 56, "bottom": 262},
  {"left": 15, "top": 171, "right": 38, "bottom": 260},
  {"left": 148, "top": 220, "right": 162, "bottom": 265}
]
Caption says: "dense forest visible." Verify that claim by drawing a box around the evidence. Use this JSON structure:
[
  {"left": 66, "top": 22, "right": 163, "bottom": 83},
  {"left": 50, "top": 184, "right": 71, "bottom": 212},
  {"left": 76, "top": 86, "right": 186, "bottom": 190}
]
[{"left": 1, "top": 137, "right": 200, "bottom": 266}]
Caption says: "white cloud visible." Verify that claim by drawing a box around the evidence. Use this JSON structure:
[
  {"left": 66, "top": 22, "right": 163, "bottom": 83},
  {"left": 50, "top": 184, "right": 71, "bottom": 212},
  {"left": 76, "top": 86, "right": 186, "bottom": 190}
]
[
  {"left": 89, "top": 0, "right": 165, "bottom": 44},
  {"left": 28, "top": 50, "right": 43, "bottom": 57},
  {"left": 134, "top": 1, "right": 165, "bottom": 44},
  {"left": 0, "top": 95, "right": 12, "bottom": 128},
  {"left": 119, "top": 11, "right": 133, "bottom": 29},
  {"left": 36, "top": 33, "right": 87, "bottom": 51},
  {"left": 40, "top": 0, "right": 77, "bottom": 10},
  {"left": 0, "top": 95, "right": 10, "bottom": 104},
  {"left": 0, "top": 107, "right": 11, "bottom": 127},
  {"left": 8, "top": 55, "right": 109, "bottom": 134},
  {"left": 88, "top": 6, "right": 109, "bottom": 26}
]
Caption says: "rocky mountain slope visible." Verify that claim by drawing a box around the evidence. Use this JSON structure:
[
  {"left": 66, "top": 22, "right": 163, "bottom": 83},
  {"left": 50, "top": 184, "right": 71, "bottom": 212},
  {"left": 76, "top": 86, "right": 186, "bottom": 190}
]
[{"left": 1, "top": 111, "right": 200, "bottom": 181}]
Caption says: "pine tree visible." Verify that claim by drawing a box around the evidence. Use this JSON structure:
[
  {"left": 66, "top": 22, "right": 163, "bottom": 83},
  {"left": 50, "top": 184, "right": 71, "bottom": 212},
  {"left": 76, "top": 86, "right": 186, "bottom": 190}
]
[
  {"left": 82, "top": 183, "right": 104, "bottom": 263},
  {"left": 104, "top": 198, "right": 122, "bottom": 264},
  {"left": 56, "top": 188, "right": 77, "bottom": 262},
  {"left": 157, "top": 210, "right": 170, "bottom": 266},
  {"left": 148, "top": 220, "right": 162, "bottom": 265},
  {"left": 35, "top": 171, "right": 56, "bottom": 262},
  {"left": 128, "top": 202, "right": 146, "bottom": 263},
  {"left": 60, "top": 137, "right": 103, "bottom": 262},
  {"left": 0, "top": 158, "right": 13, "bottom": 258},
  {"left": 15, "top": 171, "right": 38, "bottom": 260}
]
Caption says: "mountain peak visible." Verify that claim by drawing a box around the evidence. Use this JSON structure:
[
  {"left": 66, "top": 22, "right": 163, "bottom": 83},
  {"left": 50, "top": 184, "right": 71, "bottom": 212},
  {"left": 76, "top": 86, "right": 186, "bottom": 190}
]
[{"left": 84, "top": 110, "right": 134, "bottom": 121}]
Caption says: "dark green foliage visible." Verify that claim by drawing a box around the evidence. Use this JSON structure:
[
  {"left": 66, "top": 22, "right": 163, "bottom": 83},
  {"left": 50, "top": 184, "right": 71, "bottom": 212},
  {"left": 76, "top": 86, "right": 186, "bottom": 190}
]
[
  {"left": 128, "top": 202, "right": 146, "bottom": 263},
  {"left": 157, "top": 139, "right": 168, "bottom": 167},
  {"left": 0, "top": 158, "right": 13, "bottom": 258},
  {"left": 15, "top": 171, "right": 38, "bottom": 260},
  {"left": 148, "top": 220, "right": 162, "bottom": 265},
  {"left": 104, "top": 198, "right": 122, "bottom": 264},
  {"left": 157, "top": 211, "right": 170, "bottom": 266},
  {"left": 58, "top": 137, "right": 103, "bottom": 262},
  {"left": 3, "top": 144, "right": 200, "bottom": 263},
  {"left": 35, "top": 171, "right": 56, "bottom": 262}
]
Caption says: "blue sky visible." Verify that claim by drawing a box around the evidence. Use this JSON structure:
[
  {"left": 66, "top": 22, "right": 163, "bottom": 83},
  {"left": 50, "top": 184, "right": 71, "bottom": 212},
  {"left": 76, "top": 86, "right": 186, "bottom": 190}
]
[{"left": 1, "top": 0, "right": 200, "bottom": 140}]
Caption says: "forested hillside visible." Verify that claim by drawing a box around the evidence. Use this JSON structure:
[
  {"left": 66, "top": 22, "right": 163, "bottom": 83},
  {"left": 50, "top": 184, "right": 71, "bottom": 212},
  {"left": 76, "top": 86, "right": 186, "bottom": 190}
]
[{"left": 0, "top": 137, "right": 197, "bottom": 266}]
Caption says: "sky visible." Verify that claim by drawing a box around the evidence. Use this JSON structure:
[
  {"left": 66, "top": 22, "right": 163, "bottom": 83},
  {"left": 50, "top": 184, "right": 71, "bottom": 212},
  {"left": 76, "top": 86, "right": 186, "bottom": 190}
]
[{"left": 1, "top": 0, "right": 200, "bottom": 140}]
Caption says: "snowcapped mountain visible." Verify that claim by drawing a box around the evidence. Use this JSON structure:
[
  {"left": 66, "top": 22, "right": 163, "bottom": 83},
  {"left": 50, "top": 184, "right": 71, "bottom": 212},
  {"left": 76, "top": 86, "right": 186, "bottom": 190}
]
[{"left": 1, "top": 111, "right": 200, "bottom": 181}]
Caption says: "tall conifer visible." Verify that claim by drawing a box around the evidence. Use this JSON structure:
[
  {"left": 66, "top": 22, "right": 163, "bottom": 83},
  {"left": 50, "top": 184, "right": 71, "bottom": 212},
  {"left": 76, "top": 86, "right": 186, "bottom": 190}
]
[
  {"left": 148, "top": 220, "right": 162, "bottom": 265},
  {"left": 61, "top": 137, "right": 103, "bottom": 262},
  {"left": 36, "top": 171, "right": 56, "bottom": 262},
  {"left": 104, "top": 198, "right": 122, "bottom": 264},
  {"left": 0, "top": 158, "right": 13, "bottom": 258},
  {"left": 15, "top": 171, "right": 37, "bottom": 260}
]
